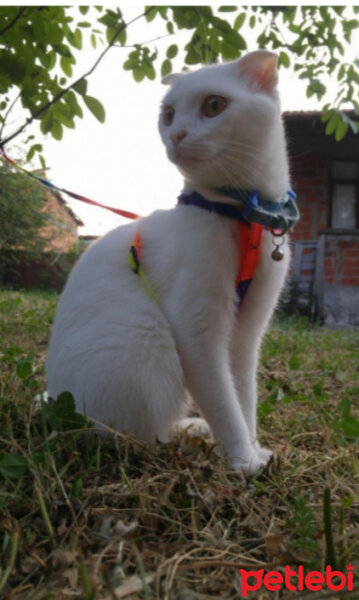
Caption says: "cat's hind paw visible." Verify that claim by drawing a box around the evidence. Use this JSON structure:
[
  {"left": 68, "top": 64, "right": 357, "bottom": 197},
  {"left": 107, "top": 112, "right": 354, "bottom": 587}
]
[{"left": 171, "top": 417, "right": 211, "bottom": 439}]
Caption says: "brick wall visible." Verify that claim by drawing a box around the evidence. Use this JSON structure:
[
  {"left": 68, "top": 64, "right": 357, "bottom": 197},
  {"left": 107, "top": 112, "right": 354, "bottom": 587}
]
[
  {"left": 290, "top": 153, "right": 327, "bottom": 241},
  {"left": 288, "top": 152, "right": 359, "bottom": 287},
  {"left": 325, "top": 237, "right": 359, "bottom": 286}
]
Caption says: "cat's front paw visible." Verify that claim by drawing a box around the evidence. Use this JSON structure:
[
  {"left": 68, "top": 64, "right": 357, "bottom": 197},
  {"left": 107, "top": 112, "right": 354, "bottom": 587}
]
[
  {"left": 252, "top": 441, "right": 273, "bottom": 465},
  {"left": 228, "top": 449, "right": 268, "bottom": 476}
]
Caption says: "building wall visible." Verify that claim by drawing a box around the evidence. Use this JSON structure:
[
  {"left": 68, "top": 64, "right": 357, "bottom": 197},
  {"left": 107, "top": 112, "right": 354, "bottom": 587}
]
[
  {"left": 289, "top": 151, "right": 359, "bottom": 289},
  {"left": 1, "top": 190, "right": 81, "bottom": 290},
  {"left": 41, "top": 190, "right": 79, "bottom": 252}
]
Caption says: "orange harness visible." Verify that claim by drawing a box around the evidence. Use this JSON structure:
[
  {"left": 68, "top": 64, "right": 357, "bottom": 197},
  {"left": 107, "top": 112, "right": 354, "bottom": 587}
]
[{"left": 129, "top": 221, "right": 263, "bottom": 308}]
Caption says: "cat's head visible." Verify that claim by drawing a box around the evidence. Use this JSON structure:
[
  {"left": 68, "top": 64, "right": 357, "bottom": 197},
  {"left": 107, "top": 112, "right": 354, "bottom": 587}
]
[{"left": 158, "top": 50, "right": 289, "bottom": 197}]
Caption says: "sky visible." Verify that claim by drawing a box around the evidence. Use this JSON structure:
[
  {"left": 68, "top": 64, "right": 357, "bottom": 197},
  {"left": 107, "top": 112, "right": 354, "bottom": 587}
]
[{"left": 5, "top": 4, "right": 359, "bottom": 236}]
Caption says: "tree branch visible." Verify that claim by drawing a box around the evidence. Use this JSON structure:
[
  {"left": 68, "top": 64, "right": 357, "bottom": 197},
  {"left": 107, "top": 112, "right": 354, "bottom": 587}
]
[
  {"left": 0, "top": 6, "right": 155, "bottom": 149},
  {"left": 0, "top": 7, "right": 26, "bottom": 37},
  {"left": 0, "top": 92, "right": 21, "bottom": 141},
  {"left": 113, "top": 32, "right": 173, "bottom": 48}
]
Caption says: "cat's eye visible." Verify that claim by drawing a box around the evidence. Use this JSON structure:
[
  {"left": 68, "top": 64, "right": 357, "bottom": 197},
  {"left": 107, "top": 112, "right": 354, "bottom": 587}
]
[
  {"left": 201, "top": 95, "right": 228, "bottom": 118},
  {"left": 163, "top": 105, "right": 175, "bottom": 126}
]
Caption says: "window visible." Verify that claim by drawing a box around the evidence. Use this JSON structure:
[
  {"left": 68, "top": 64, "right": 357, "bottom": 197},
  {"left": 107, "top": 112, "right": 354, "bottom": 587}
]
[{"left": 330, "top": 161, "right": 359, "bottom": 229}]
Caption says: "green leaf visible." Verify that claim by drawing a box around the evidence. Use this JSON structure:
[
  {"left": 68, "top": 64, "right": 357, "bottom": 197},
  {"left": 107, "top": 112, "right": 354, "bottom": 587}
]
[
  {"left": 218, "top": 6, "right": 237, "bottom": 11},
  {"left": 51, "top": 119, "right": 63, "bottom": 140},
  {"left": 185, "top": 44, "right": 201, "bottom": 66},
  {"left": 142, "top": 61, "right": 156, "bottom": 81},
  {"left": 74, "top": 28, "right": 83, "bottom": 49},
  {"left": 335, "top": 119, "right": 348, "bottom": 142},
  {"left": 325, "top": 112, "right": 340, "bottom": 135},
  {"left": 133, "top": 67, "right": 145, "bottom": 82},
  {"left": 73, "top": 78, "right": 88, "bottom": 95},
  {"left": 161, "top": 59, "right": 172, "bottom": 78},
  {"left": 26, "top": 144, "right": 42, "bottom": 162},
  {"left": 116, "top": 27, "right": 127, "bottom": 46},
  {"left": 106, "top": 24, "right": 127, "bottom": 45},
  {"left": 98, "top": 12, "right": 118, "bottom": 27},
  {"left": 83, "top": 95, "right": 105, "bottom": 122},
  {"left": 67, "top": 28, "right": 82, "bottom": 49},
  {"left": 145, "top": 6, "right": 158, "bottom": 22},
  {"left": 79, "top": 6, "right": 89, "bottom": 15},
  {"left": 38, "top": 48, "right": 51, "bottom": 69},
  {"left": 279, "top": 51, "right": 290, "bottom": 68},
  {"left": 106, "top": 26, "right": 117, "bottom": 44},
  {"left": 221, "top": 40, "right": 240, "bottom": 60},
  {"left": 48, "top": 51, "right": 57, "bottom": 71},
  {"left": 223, "top": 30, "right": 246, "bottom": 51},
  {"left": 55, "top": 105, "right": 75, "bottom": 128},
  {"left": 210, "top": 16, "right": 232, "bottom": 35},
  {"left": 43, "top": 391, "right": 88, "bottom": 431},
  {"left": 52, "top": 42, "right": 73, "bottom": 58},
  {"left": 157, "top": 6, "right": 168, "bottom": 19},
  {"left": 60, "top": 56, "right": 73, "bottom": 77},
  {"left": 123, "top": 58, "right": 139, "bottom": 71},
  {"left": 342, "top": 416, "right": 359, "bottom": 437},
  {"left": 166, "top": 44, "right": 178, "bottom": 59},
  {"left": 340, "top": 397, "right": 351, "bottom": 420},
  {"left": 321, "top": 106, "right": 334, "bottom": 123},
  {"left": 39, "top": 154, "right": 47, "bottom": 170},
  {"left": 48, "top": 23, "right": 64, "bottom": 45},
  {"left": 16, "top": 359, "right": 32, "bottom": 380},
  {"left": 234, "top": 13, "right": 246, "bottom": 30},
  {"left": 40, "top": 110, "right": 53, "bottom": 135},
  {"left": 0, "top": 454, "right": 28, "bottom": 479},
  {"left": 67, "top": 91, "right": 83, "bottom": 118}
]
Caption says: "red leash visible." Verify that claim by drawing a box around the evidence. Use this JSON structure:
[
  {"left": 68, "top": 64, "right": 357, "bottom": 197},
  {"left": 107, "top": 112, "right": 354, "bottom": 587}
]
[{"left": 0, "top": 149, "right": 140, "bottom": 221}]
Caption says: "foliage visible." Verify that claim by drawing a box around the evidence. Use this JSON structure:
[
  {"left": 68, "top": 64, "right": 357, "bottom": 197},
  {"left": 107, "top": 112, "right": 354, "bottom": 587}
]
[
  {"left": 0, "top": 160, "right": 48, "bottom": 264},
  {"left": 0, "top": 290, "right": 358, "bottom": 597},
  {"left": 0, "top": 5, "right": 127, "bottom": 163},
  {"left": 0, "top": 5, "right": 358, "bottom": 159}
]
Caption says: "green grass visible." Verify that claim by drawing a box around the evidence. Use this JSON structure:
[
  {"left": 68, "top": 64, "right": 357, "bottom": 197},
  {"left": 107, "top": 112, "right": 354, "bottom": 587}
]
[{"left": 0, "top": 290, "right": 358, "bottom": 599}]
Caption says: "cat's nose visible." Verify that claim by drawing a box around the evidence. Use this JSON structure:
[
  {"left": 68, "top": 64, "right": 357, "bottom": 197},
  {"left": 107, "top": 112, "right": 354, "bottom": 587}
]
[{"left": 171, "top": 130, "right": 187, "bottom": 146}]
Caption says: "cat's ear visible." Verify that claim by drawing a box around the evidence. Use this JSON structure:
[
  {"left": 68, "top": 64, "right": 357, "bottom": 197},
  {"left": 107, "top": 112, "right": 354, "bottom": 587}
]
[
  {"left": 237, "top": 50, "right": 278, "bottom": 95},
  {"left": 162, "top": 73, "right": 181, "bottom": 85}
]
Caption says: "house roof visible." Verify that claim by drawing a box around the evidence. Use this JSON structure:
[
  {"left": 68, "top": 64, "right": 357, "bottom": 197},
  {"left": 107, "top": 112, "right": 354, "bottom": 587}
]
[
  {"left": 52, "top": 190, "right": 84, "bottom": 227},
  {"left": 283, "top": 109, "right": 357, "bottom": 119},
  {"left": 283, "top": 110, "right": 322, "bottom": 119},
  {"left": 33, "top": 169, "right": 83, "bottom": 226}
]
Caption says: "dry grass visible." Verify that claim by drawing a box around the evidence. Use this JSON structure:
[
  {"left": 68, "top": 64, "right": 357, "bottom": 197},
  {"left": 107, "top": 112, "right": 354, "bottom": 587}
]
[{"left": 0, "top": 290, "right": 358, "bottom": 599}]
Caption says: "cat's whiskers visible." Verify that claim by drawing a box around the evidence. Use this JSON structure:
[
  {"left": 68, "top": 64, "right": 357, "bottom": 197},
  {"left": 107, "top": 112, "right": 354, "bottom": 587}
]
[
  {"left": 220, "top": 140, "right": 262, "bottom": 152},
  {"left": 219, "top": 152, "right": 261, "bottom": 179},
  {"left": 215, "top": 157, "right": 259, "bottom": 190},
  {"left": 214, "top": 161, "right": 248, "bottom": 190},
  {"left": 219, "top": 145, "right": 260, "bottom": 162}
]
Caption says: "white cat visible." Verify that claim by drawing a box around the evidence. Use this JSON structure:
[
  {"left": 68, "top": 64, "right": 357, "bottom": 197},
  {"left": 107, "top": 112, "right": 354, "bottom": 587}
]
[{"left": 46, "top": 50, "right": 295, "bottom": 475}]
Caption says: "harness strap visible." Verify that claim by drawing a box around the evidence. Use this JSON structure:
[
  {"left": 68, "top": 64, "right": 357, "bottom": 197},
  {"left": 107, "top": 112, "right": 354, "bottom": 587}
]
[
  {"left": 128, "top": 232, "right": 159, "bottom": 303},
  {"left": 128, "top": 211, "right": 264, "bottom": 308},
  {"left": 236, "top": 222, "right": 263, "bottom": 305}
]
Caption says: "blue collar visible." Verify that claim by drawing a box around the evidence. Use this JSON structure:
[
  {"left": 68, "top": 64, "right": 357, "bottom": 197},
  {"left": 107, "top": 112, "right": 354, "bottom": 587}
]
[{"left": 178, "top": 188, "right": 299, "bottom": 232}]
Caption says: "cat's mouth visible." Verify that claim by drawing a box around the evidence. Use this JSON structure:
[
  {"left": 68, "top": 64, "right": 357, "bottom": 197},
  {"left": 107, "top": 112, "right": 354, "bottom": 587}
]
[{"left": 173, "top": 145, "right": 217, "bottom": 170}]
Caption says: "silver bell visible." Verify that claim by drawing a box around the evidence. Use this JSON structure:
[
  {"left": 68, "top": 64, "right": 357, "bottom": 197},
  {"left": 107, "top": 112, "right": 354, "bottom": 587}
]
[{"left": 271, "top": 246, "right": 285, "bottom": 261}]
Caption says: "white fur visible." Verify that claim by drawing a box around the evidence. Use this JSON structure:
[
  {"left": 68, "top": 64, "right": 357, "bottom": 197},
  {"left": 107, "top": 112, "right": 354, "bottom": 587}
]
[{"left": 46, "top": 52, "right": 291, "bottom": 475}]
